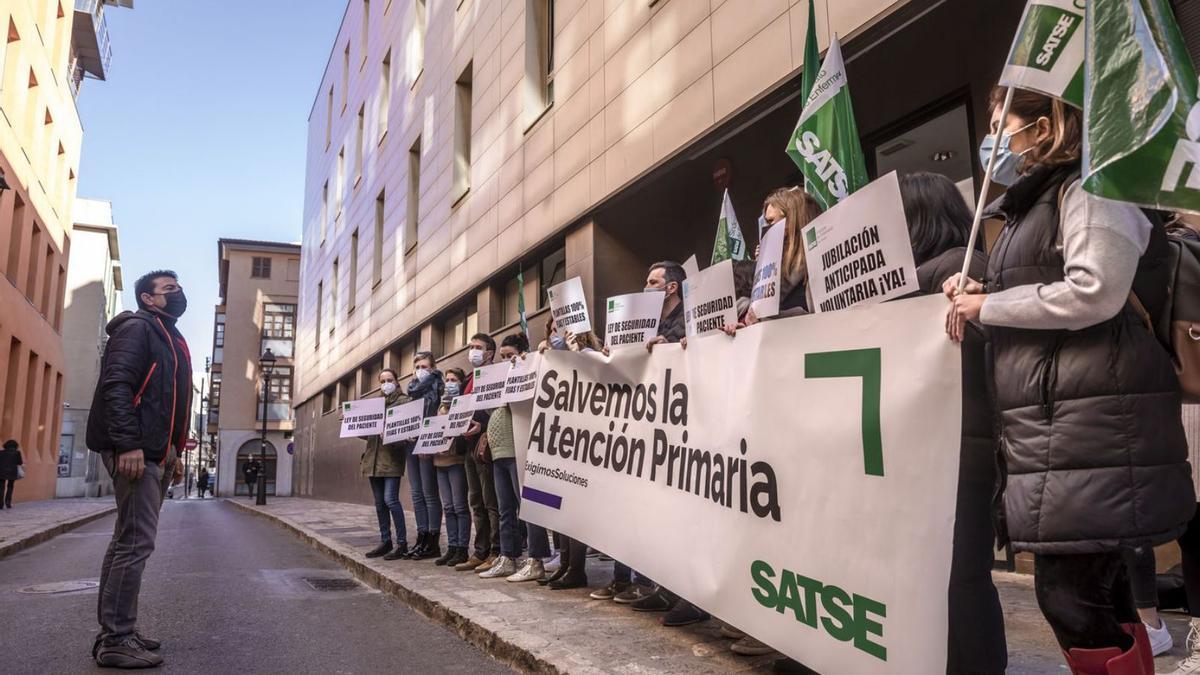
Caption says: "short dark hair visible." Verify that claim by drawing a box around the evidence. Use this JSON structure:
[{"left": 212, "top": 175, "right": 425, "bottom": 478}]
[
  {"left": 500, "top": 333, "right": 529, "bottom": 353},
  {"left": 898, "top": 172, "right": 972, "bottom": 266},
  {"left": 414, "top": 350, "right": 436, "bottom": 367},
  {"left": 445, "top": 367, "right": 467, "bottom": 382},
  {"left": 380, "top": 368, "right": 398, "bottom": 380},
  {"left": 469, "top": 333, "right": 496, "bottom": 352},
  {"left": 134, "top": 270, "right": 178, "bottom": 309},
  {"left": 2, "top": 439, "right": 16, "bottom": 451},
  {"left": 648, "top": 261, "right": 686, "bottom": 288}
]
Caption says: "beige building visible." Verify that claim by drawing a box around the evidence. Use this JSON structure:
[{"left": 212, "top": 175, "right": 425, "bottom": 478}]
[
  {"left": 0, "top": 0, "right": 129, "bottom": 502},
  {"left": 58, "top": 198, "right": 121, "bottom": 497},
  {"left": 208, "top": 239, "right": 301, "bottom": 497}
]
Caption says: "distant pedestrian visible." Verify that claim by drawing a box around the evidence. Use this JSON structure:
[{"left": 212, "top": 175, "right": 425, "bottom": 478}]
[
  {"left": 0, "top": 439, "right": 24, "bottom": 508},
  {"left": 87, "top": 269, "right": 192, "bottom": 668},
  {"left": 243, "top": 457, "right": 261, "bottom": 500},
  {"left": 197, "top": 468, "right": 210, "bottom": 499}
]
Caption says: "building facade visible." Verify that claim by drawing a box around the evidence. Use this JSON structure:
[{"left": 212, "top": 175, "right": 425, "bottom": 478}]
[
  {"left": 208, "top": 239, "right": 301, "bottom": 498},
  {"left": 0, "top": 0, "right": 129, "bottom": 502},
  {"left": 57, "top": 198, "right": 121, "bottom": 497}
]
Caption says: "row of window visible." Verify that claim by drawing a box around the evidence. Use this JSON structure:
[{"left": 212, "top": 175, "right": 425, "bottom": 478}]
[
  {"left": 0, "top": 331, "right": 63, "bottom": 463},
  {"left": 1, "top": 190, "right": 66, "bottom": 331}
]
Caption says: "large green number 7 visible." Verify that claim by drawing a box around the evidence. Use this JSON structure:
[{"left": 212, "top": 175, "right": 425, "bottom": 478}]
[{"left": 805, "top": 349, "right": 883, "bottom": 476}]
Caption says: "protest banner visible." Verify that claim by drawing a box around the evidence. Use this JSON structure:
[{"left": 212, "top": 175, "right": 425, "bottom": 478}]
[
  {"left": 382, "top": 399, "right": 425, "bottom": 444},
  {"left": 413, "top": 415, "right": 452, "bottom": 455},
  {"left": 339, "top": 398, "right": 386, "bottom": 438},
  {"left": 750, "top": 219, "right": 786, "bottom": 320},
  {"left": 502, "top": 354, "right": 541, "bottom": 404},
  {"left": 605, "top": 292, "right": 665, "bottom": 349},
  {"left": 802, "top": 172, "right": 918, "bottom": 313},
  {"left": 513, "top": 295, "right": 961, "bottom": 674},
  {"left": 681, "top": 258, "right": 737, "bottom": 338},
  {"left": 547, "top": 277, "right": 592, "bottom": 335},
  {"left": 471, "top": 361, "right": 511, "bottom": 410},
  {"left": 445, "top": 394, "right": 478, "bottom": 437}
]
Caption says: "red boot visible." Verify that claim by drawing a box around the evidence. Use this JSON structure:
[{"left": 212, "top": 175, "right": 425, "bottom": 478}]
[
  {"left": 1120, "top": 623, "right": 1154, "bottom": 674},
  {"left": 1062, "top": 641, "right": 1147, "bottom": 675}
]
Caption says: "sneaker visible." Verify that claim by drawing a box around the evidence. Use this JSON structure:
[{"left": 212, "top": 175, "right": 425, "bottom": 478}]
[
  {"left": 720, "top": 624, "right": 746, "bottom": 640},
  {"left": 507, "top": 558, "right": 545, "bottom": 582},
  {"left": 133, "top": 633, "right": 161, "bottom": 651},
  {"left": 1167, "top": 618, "right": 1200, "bottom": 675},
  {"left": 663, "top": 599, "right": 710, "bottom": 627},
  {"left": 613, "top": 584, "right": 652, "bottom": 604},
  {"left": 731, "top": 636, "right": 777, "bottom": 656},
  {"left": 590, "top": 580, "right": 630, "bottom": 600},
  {"left": 478, "top": 555, "right": 517, "bottom": 579},
  {"left": 95, "top": 636, "right": 163, "bottom": 669},
  {"left": 474, "top": 554, "right": 497, "bottom": 571},
  {"left": 631, "top": 588, "right": 673, "bottom": 612},
  {"left": 543, "top": 552, "right": 562, "bottom": 573},
  {"left": 455, "top": 554, "right": 486, "bottom": 571},
  {"left": 1145, "top": 618, "right": 1174, "bottom": 656}
]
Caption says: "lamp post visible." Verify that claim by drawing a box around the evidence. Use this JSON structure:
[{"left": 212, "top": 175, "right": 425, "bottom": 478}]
[{"left": 256, "top": 348, "right": 276, "bottom": 506}]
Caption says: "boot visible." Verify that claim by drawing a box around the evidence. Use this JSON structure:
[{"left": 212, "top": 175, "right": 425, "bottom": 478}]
[
  {"left": 1120, "top": 622, "right": 1155, "bottom": 674},
  {"left": 540, "top": 538, "right": 573, "bottom": 586},
  {"left": 382, "top": 540, "right": 409, "bottom": 561},
  {"left": 434, "top": 544, "right": 457, "bottom": 566},
  {"left": 414, "top": 532, "right": 441, "bottom": 560},
  {"left": 365, "top": 541, "right": 393, "bottom": 558},
  {"left": 404, "top": 532, "right": 428, "bottom": 559},
  {"left": 1063, "top": 642, "right": 1146, "bottom": 675},
  {"left": 447, "top": 546, "right": 470, "bottom": 567},
  {"left": 549, "top": 539, "right": 588, "bottom": 589}
]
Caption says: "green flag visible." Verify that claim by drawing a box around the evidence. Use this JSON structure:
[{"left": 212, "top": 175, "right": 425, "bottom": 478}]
[
  {"left": 785, "top": 36, "right": 870, "bottom": 211},
  {"left": 1000, "top": 0, "right": 1086, "bottom": 108},
  {"left": 799, "top": 0, "right": 821, "bottom": 194},
  {"left": 711, "top": 189, "right": 748, "bottom": 264},
  {"left": 1083, "top": 0, "right": 1200, "bottom": 212}
]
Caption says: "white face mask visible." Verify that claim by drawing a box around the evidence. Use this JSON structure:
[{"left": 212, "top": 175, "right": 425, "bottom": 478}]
[
  {"left": 414, "top": 367, "right": 431, "bottom": 382},
  {"left": 381, "top": 382, "right": 397, "bottom": 396},
  {"left": 468, "top": 348, "right": 486, "bottom": 367}
]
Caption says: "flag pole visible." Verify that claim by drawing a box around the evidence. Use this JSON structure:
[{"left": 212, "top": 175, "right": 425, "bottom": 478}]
[{"left": 958, "top": 86, "right": 1014, "bottom": 291}]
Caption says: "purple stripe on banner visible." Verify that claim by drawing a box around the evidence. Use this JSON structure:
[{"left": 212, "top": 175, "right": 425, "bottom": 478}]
[{"left": 522, "top": 486, "right": 563, "bottom": 510}]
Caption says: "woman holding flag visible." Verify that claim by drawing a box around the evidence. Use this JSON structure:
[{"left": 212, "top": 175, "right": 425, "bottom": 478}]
[{"left": 945, "top": 86, "right": 1195, "bottom": 673}]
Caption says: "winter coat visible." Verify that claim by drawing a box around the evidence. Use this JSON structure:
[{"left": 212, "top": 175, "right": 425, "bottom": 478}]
[
  {"left": 360, "top": 390, "right": 408, "bottom": 477},
  {"left": 0, "top": 448, "right": 23, "bottom": 480},
  {"left": 658, "top": 300, "right": 685, "bottom": 343},
  {"left": 86, "top": 309, "right": 194, "bottom": 463},
  {"left": 406, "top": 370, "right": 444, "bottom": 418},
  {"left": 243, "top": 461, "right": 261, "bottom": 484},
  {"left": 985, "top": 164, "right": 1194, "bottom": 554}
]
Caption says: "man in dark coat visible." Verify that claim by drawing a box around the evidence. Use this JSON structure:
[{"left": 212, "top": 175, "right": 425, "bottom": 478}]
[
  {"left": 243, "top": 457, "right": 262, "bottom": 500},
  {"left": 87, "top": 270, "right": 192, "bottom": 668},
  {"left": 643, "top": 260, "right": 686, "bottom": 348},
  {"left": 0, "top": 439, "right": 23, "bottom": 508}
]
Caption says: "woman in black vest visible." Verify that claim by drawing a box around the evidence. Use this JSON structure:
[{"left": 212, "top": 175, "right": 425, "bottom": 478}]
[{"left": 945, "top": 87, "right": 1195, "bottom": 672}]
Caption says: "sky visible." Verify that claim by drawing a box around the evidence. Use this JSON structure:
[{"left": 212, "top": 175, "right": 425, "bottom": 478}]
[{"left": 75, "top": 0, "right": 347, "bottom": 380}]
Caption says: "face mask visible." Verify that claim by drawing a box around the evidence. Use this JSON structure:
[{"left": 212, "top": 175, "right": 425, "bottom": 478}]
[
  {"left": 468, "top": 348, "right": 486, "bottom": 367},
  {"left": 414, "top": 367, "right": 431, "bottom": 382},
  {"left": 979, "top": 121, "right": 1036, "bottom": 187},
  {"left": 445, "top": 381, "right": 461, "bottom": 396},
  {"left": 381, "top": 382, "right": 397, "bottom": 396},
  {"left": 549, "top": 335, "right": 568, "bottom": 350},
  {"left": 161, "top": 290, "right": 187, "bottom": 318}
]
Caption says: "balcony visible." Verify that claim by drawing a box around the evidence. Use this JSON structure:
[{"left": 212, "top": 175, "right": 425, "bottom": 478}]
[{"left": 72, "top": 0, "right": 127, "bottom": 82}]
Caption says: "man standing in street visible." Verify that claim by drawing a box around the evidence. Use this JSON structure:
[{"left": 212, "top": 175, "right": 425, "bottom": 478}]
[
  {"left": 87, "top": 270, "right": 192, "bottom": 668},
  {"left": 242, "top": 456, "right": 261, "bottom": 500}
]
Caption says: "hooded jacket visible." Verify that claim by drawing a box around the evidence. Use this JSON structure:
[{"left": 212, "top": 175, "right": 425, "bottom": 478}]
[{"left": 87, "top": 309, "right": 193, "bottom": 463}]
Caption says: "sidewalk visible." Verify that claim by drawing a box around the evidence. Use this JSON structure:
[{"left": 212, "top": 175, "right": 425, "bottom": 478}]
[
  {"left": 228, "top": 497, "right": 1191, "bottom": 674},
  {"left": 0, "top": 497, "right": 116, "bottom": 559}
]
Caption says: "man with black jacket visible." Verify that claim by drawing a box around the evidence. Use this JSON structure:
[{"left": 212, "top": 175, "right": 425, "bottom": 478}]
[{"left": 88, "top": 270, "right": 192, "bottom": 669}]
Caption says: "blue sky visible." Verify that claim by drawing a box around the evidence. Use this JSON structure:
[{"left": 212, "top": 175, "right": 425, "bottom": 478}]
[{"left": 76, "top": 1, "right": 346, "bottom": 377}]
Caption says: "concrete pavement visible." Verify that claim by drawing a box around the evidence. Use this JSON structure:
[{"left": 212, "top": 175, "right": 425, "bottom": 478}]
[{"left": 0, "top": 497, "right": 116, "bottom": 559}]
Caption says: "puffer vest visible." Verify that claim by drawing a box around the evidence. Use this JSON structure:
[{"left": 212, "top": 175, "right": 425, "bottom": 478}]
[{"left": 986, "top": 165, "right": 1194, "bottom": 554}]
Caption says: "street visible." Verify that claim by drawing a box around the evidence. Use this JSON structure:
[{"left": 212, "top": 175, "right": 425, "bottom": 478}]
[{"left": 0, "top": 499, "right": 512, "bottom": 674}]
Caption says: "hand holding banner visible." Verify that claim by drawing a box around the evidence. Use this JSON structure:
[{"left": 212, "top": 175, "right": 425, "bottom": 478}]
[
  {"left": 413, "top": 415, "right": 453, "bottom": 455},
  {"left": 605, "top": 292, "right": 665, "bottom": 349},
  {"left": 682, "top": 258, "right": 738, "bottom": 337},
  {"left": 750, "top": 220, "right": 786, "bottom": 320},
  {"left": 382, "top": 399, "right": 425, "bottom": 444},
  {"left": 339, "top": 398, "right": 387, "bottom": 438},
  {"left": 547, "top": 277, "right": 592, "bottom": 335}
]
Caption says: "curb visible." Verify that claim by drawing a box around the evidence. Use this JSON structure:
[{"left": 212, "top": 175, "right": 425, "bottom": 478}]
[
  {"left": 225, "top": 499, "right": 561, "bottom": 674},
  {"left": 0, "top": 505, "right": 118, "bottom": 560}
]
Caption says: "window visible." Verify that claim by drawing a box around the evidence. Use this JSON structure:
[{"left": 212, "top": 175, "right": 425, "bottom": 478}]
[
  {"left": 335, "top": 147, "right": 345, "bottom": 218},
  {"left": 378, "top": 50, "right": 391, "bottom": 142},
  {"left": 540, "top": 246, "right": 566, "bottom": 307},
  {"left": 210, "top": 372, "right": 222, "bottom": 411},
  {"left": 325, "top": 86, "right": 333, "bottom": 148},
  {"left": 408, "top": 0, "right": 427, "bottom": 84},
  {"left": 361, "top": 359, "right": 382, "bottom": 395},
  {"left": 373, "top": 191, "right": 385, "bottom": 287},
  {"left": 213, "top": 313, "right": 226, "bottom": 364},
  {"left": 338, "top": 376, "right": 353, "bottom": 405},
  {"left": 441, "top": 303, "right": 478, "bottom": 355},
  {"left": 263, "top": 303, "right": 296, "bottom": 339},
  {"left": 40, "top": 243, "right": 52, "bottom": 316},
  {"left": 331, "top": 258, "right": 339, "bottom": 329},
  {"left": 355, "top": 104, "right": 365, "bottom": 183},
  {"left": 341, "top": 42, "right": 350, "bottom": 110},
  {"left": 2, "top": 338, "right": 21, "bottom": 436},
  {"left": 251, "top": 256, "right": 272, "bottom": 279},
  {"left": 320, "top": 181, "right": 329, "bottom": 243},
  {"left": 315, "top": 280, "right": 324, "bottom": 345},
  {"left": 348, "top": 229, "right": 359, "bottom": 312},
  {"left": 524, "top": 0, "right": 555, "bottom": 124},
  {"left": 453, "top": 63, "right": 473, "bottom": 203},
  {"left": 267, "top": 366, "right": 293, "bottom": 404},
  {"left": 5, "top": 194, "right": 24, "bottom": 285},
  {"left": 26, "top": 223, "right": 40, "bottom": 301},
  {"left": 360, "top": 0, "right": 370, "bottom": 65},
  {"left": 322, "top": 385, "right": 336, "bottom": 413},
  {"left": 406, "top": 137, "right": 420, "bottom": 253}
]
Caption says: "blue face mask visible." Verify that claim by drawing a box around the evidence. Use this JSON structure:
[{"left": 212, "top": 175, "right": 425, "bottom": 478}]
[
  {"left": 979, "top": 121, "right": 1036, "bottom": 187},
  {"left": 549, "top": 335, "right": 568, "bottom": 350},
  {"left": 445, "top": 381, "right": 461, "bottom": 396}
]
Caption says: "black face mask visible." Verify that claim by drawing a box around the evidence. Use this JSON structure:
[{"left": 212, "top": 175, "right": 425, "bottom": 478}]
[{"left": 161, "top": 291, "right": 188, "bottom": 318}]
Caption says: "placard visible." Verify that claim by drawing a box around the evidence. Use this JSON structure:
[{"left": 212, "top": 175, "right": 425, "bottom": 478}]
[
  {"left": 681, "top": 258, "right": 737, "bottom": 337},
  {"left": 605, "top": 292, "right": 665, "bottom": 349},
  {"left": 339, "top": 398, "right": 386, "bottom": 438},
  {"left": 750, "top": 218, "right": 786, "bottom": 319},
  {"left": 547, "top": 277, "right": 591, "bottom": 335},
  {"left": 445, "top": 394, "right": 478, "bottom": 437},
  {"left": 413, "top": 415, "right": 453, "bottom": 455},
  {"left": 502, "top": 354, "right": 541, "bottom": 404},
  {"left": 382, "top": 399, "right": 425, "bottom": 444},
  {"left": 471, "top": 361, "right": 511, "bottom": 410}
]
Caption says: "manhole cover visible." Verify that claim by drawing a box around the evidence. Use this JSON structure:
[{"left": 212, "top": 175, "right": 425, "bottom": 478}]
[
  {"left": 19, "top": 579, "right": 100, "bottom": 594},
  {"left": 302, "top": 577, "right": 360, "bottom": 592}
]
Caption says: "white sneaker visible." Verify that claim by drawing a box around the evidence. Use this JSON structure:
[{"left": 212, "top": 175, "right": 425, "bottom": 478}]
[
  {"left": 543, "top": 552, "right": 561, "bottom": 573},
  {"left": 1147, "top": 618, "right": 1174, "bottom": 656},
  {"left": 507, "top": 558, "right": 545, "bottom": 582},
  {"left": 478, "top": 555, "right": 517, "bottom": 578},
  {"left": 1166, "top": 619, "right": 1200, "bottom": 675}
]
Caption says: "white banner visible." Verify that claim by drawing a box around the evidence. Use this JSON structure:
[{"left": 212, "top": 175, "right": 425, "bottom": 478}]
[
  {"left": 547, "top": 276, "right": 592, "bottom": 335},
  {"left": 413, "top": 415, "right": 453, "bottom": 455},
  {"left": 382, "top": 399, "right": 425, "bottom": 444},
  {"left": 471, "top": 362, "right": 511, "bottom": 410},
  {"left": 750, "top": 218, "right": 786, "bottom": 319},
  {"left": 445, "top": 394, "right": 478, "bottom": 437},
  {"left": 802, "top": 172, "right": 918, "bottom": 313},
  {"left": 681, "top": 258, "right": 737, "bottom": 337},
  {"left": 502, "top": 354, "right": 541, "bottom": 404},
  {"left": 339, "top": 398, "right": 386, "bottom": 438},
  {"left": 514, "top": 295, "right": 961, "bottom": 674},
  {"left": 605, "top": 292, "right": 664, "bottom": 349}
]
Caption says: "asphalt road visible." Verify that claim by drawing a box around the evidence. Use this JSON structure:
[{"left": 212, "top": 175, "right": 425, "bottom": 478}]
[{"left": 0, "top": 499, "right": 514, "bottom": 674}]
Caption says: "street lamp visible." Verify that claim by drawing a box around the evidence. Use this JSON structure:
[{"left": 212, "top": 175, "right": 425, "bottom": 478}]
[{"left": 256, "top": 348, "right": 276, "bottom": 506}]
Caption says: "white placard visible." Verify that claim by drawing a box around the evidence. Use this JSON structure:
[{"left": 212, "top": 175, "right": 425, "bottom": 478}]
[
  {"left": 471, "top": 361, "right": 511, "bottom": 410},
  {"left": 802, "top": 172, "right": 918, "bottom": 313},
  {"left": 681, "top": 258, "right": 737, "bottom": 337},
  {"left": 382, "top": 399, "right": 425, "bottom": 444},
  {"left": 750, "top": 218, "right": 787, "bottom": 319},
  {"left": 413, "top": 415, "right": 453, "bottom": 455},
  {"left": 445, "top": 394, "right": 478, "bottom": 437},
  {"left": 339, "top": 398, "right": 386, "bottom": 438},
  {"left": 547, "top": 277, "right": 591, "bottom": 335},
  {"left": 605, "top": 292, "right": 665, "bottom": 349},
  {"left": 681, "top": 255, "right": 700, "bottom": 280},
  {"left": 502, "top": 354, "right": 541, "bottom": 404}
]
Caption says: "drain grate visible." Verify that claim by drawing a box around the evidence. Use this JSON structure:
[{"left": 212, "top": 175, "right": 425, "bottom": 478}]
[
  {"left": 19, "top": 579, "right": 100, "bottom": 594},
  {"left": 302, "top": 577, "right": 360, "bottom": 592}
]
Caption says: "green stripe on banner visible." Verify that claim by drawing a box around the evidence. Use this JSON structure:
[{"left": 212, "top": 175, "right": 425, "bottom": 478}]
[{"left": 805, "top": 348, "right": 883, "bottom": 477}]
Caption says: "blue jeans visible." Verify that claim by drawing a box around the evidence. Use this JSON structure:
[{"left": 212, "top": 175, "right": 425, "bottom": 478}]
[
  {"left": 406, "top": 449, "right": 442, "bottom": 533},
  {"left": 437, "top": 464, "right": 471, "bottom": 548},
  {"left": 368, "top": 476, "right": 407, "bottom": 546},
  {"left": 492, "top": 457, "right": 550, "bottom": 558}
]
